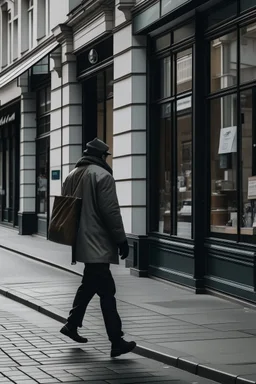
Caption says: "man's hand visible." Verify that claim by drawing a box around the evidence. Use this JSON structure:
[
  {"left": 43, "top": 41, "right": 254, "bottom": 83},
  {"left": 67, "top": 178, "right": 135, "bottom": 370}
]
[{"left": 118, "top": 240, "right": 129, "bottom": 260}]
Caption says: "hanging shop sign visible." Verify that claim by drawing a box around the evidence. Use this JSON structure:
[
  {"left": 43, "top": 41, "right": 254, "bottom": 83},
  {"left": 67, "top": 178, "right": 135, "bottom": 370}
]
[{"left": 0, "top": 112, "right": 15, "bottom": 126}]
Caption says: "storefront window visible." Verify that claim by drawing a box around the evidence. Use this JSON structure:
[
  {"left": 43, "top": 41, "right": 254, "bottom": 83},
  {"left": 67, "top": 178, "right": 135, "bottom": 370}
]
[
  {"left": 177, "top": 97, "right": 192, "bottom": 238},
  {"left": 37, "top": 137, "right": 49, "bottom": 214},
  {"left": 210, "top": 31, "right": 237, "bottom": 93},
  {"left": 151, "top": 33, "right": 193, "bottom": 239},
  {"left": 240, "top": 89, "right": 256, "bottom": 238},
  {"left": 176, "top": 49, "right": 192, "bottom": 94},
  {"left": 210, "top": 95, "right": 238, "bottom": 236},
  {"left": 240, "top": 23, "right": 256, "bottom": 84},
  {"left": 158, "top": 103, "right": 172, "bottom": 234},
  {"left": 162, "top": 57, "right": 172, "bottom": 98},
  {"left": 36, "top": 85, "right": 50, "bottom": 216}
]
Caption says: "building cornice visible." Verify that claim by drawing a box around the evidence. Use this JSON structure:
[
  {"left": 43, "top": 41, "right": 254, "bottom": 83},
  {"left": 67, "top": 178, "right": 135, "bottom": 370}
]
[
  {"left": 66, "top": 0, "right": 114, "bottom": 28},
  {"left": 0, "top": 35, "right": 56, "bottom": 78}
]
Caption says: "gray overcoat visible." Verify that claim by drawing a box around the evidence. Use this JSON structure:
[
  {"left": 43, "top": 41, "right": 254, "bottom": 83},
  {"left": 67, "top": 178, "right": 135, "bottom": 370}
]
[{"left": 62, "top": 163, "right": 126, "bottom": 264}]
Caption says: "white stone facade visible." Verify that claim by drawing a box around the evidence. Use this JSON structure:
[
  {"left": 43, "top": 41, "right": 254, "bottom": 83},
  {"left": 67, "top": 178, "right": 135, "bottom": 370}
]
[{"left": 0, "top": 0, "right": 147, "bottom": 243}]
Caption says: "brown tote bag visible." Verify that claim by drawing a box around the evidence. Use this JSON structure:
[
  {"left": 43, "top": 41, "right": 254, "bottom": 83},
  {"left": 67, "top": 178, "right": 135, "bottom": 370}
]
[{"left": 48, "top": 168, "right": 86, "bottom": 247}]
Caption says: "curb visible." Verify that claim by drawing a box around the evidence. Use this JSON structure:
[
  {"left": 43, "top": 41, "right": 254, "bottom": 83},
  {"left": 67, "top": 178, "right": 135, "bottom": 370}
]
[
  {"left": 0, "top": 286, "right": 254, "bottom": 384},
  {"left": 0, "top": 244, "right": 82, "bottom": 277}
]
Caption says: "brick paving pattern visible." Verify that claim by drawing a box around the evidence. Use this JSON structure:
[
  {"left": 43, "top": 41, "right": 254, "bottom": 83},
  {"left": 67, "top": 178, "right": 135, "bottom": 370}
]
[{"left": 0, "top": 301, "right": 218, "bottom": 384}]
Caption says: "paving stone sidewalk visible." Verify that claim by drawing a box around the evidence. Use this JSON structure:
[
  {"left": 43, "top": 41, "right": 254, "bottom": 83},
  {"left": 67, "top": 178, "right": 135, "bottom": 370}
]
[
  {"left": 0, "top": 295, "right": 220, "bottom": 384},
  {"left": 1, "top": 228, "right": 256, "bottom": 383}
]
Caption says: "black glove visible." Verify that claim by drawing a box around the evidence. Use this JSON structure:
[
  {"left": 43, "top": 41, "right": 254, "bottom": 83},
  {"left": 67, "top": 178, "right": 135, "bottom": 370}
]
[{"left": 118, "top": 240, "right": 129, "bottom": 260}]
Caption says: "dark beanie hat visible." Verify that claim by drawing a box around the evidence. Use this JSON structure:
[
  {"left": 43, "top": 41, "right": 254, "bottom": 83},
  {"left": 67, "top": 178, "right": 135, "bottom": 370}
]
[{"left": 83, "top": 138, "right": 111, "bottom": 157}]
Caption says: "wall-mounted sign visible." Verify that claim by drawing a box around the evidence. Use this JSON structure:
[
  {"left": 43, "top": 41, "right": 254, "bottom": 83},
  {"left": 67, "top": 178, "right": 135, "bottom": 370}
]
[
  {"left": 51, "top": 170, "right": 60, "bottom": 180},
  {"left": 0, "top": 112, "right": 15, "bottom": 126},
  {"left": 88, "top": 49, "right": 98, "bottom": 65},
  {"left": 77, "top": 36, "right": 113, "bottom": 78}
]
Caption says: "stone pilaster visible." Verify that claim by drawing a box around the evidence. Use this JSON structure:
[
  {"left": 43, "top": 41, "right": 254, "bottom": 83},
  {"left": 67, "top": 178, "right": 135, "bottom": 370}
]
[
  {"left": 113, "top": 14, "right": 148, "bottom": 274},
  {"left": 18, "top": 92, "right": 37, "bottom": 234}
]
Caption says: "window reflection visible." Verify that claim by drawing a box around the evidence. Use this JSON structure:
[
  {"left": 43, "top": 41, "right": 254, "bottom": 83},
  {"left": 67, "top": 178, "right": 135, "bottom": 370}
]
[
  {"left": 240, "top": 90, "right": 256, "bottom": 238},
  {"left": 176, "top": 49, "right": 192, "bottom": 94},
  {"left": 177, "top": 97, "right": 192, "bottom": 238},
  {"left": 210, "top": 32, "right": 237, "bottom": 92},
  {"left": 240, "top": 23, "right": 256, "bottom": 84},
  {"left": 210, "top": 95, "right": 237, "bottom": 235},
  {"left": 158, "top": 103, "right": 172, "bottom": 234}
]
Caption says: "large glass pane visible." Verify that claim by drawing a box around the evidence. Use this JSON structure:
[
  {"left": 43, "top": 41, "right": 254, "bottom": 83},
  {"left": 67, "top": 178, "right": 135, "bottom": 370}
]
[
  {"left": 97, "top": 72, "right": 104, "bottom": 141},
  {"left": 37, "top": 138, "right": 48, "bottom": 215},
  {"left": 210, "top": 32, "right": 237, "bottom": 93},
  {"left": 161, "top": 57, "right": 171, "bottom": 98},
  {"left": 177, "top": 97, "right": 192, "bottom": 238},
  {"left": 241, "top": 0, "right": 256, "bottom": 12},
  {"left": 210, "top": 95, "right": 238, "bottom": 236},
  {"left": 158, "top": 103, "right": 172, "bottom": 234},
  {"left": 240, "top": 90, "right": 256, "bottom": 239},
  {"left": 5, "top": 148, "right": 9, "bottom": 208},
  {"left": 176, "top": 49, "right": 192, "bottom": 94},
  {"left": 106, "top": 67, "right": 113, "bottom": 168},
  {"left": 240, "top": 23, "right": 256, "bottom": 84}
]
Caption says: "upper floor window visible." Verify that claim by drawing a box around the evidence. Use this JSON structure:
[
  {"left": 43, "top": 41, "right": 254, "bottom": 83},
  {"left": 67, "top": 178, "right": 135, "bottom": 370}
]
[{"left": 28, "top": 0, "right": 34, "bottom": 49}]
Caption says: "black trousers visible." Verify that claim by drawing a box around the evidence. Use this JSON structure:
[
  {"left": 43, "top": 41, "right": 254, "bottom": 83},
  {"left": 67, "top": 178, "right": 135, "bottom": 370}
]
[{"left": 67, "top": 263, "right": 123, "bottom": 343}]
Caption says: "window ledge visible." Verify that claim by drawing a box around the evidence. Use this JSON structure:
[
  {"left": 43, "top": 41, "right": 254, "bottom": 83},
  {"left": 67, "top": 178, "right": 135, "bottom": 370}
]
[{"left": 211, "top": 225, "right": 256, "bottom": 236}]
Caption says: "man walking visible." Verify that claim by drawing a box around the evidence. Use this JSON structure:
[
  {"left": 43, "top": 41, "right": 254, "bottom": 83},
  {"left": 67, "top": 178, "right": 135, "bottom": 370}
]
[{"left": 60, "top": 138, "right": 136, "bottom": 358}]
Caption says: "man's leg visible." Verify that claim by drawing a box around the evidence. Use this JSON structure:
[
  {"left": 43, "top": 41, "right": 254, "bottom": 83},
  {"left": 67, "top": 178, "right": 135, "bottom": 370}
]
[
  {"left": 67, "top": 265, "right": 96, "bottom": 327},
  {"left": 60, "top": 265, "right": 96, "bottom": 342},
  {"left": 96, "top": 264, "right": 136, "bottom": 357},
  {"left": 96, "top": 264, "right": 123, "bottom": 342}
]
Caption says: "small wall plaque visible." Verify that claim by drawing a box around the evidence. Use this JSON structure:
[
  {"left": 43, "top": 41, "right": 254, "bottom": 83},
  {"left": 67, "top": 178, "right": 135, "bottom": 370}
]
[{"left": 51, "top": 170, "right": 60, "bottom": 180}]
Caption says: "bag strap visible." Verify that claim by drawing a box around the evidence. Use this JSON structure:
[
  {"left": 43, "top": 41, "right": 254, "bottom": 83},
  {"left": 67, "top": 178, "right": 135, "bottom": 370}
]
[{"left": 71, "top": 166, "right": 88, "bottom": 196}]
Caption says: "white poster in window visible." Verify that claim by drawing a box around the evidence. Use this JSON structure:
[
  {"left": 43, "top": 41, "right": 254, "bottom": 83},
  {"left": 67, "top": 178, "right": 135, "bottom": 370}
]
[{"left": 218, "top": 126, "right": 237, "bottom": 154}]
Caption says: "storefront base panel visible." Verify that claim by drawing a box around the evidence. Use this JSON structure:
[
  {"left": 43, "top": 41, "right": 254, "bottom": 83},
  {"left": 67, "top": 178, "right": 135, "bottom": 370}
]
[
  {"left": 37, "top": 216, "right": 47, "bottom": 237},
  {"left": 205, "top": 276, "right": 256, "bottom": 303},
  {"left": 126, "top": 234, "right": 149, "bottom": 275},
  {"left": 149, "top": 265, "right": 196, "bottom": 289},
  {"left": 148, "top": 239, "right": 195, "bottom": 289},
  {"left": 205, "top": 244, "right": 255, "bottom": 302},
  {"left": 18, "top": 212, "right": 37, "bottom": 235}
]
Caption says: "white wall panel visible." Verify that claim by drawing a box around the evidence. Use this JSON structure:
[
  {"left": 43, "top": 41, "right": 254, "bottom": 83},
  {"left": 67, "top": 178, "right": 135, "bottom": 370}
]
[
  {"left": 114, "top": 51, "right": 132, "bottom": 79},
  {"left": 20, "top": 142, "right": 36, "bottom": 156},
  {"left": 120, "top": 207, "right": 132, "bottom": 233},
  {"left": 51, "top": 109, "right": 62, "bottom": 131},
  {"left": 113, "top": 107, "right": 132, "bottom": 134},
  {"left": 50, "top": 148, "right": 61, "bottom": 167},
  {"left": 62, "top": 125, "right": 82, "bottom": 146},
  {"left": 20, "top": 170, "right": 36, "bottom": 185},
  {"left": 114, "top": 25, "right": 132, "bottom": 55},
  {"left": 132, "top": 208, "right": 146, "bottom": 234},
  {"left": 20, "top": 155, "right": 36, "bottom": 170},
  {"left": 50, "top": 129, "right": 62, "bottom": 149},
  {"left": 20, "top": 128, "right": 36, "bottom": 142}
]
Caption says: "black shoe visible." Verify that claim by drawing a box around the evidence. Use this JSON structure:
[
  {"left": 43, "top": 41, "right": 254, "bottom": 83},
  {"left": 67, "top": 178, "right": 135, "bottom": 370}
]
[
  {"left": 60, "top": 324, "right": 88, "bottom": 343},
  {"left": 111, "top": 339, "right": 136, "bottom": 358}
]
